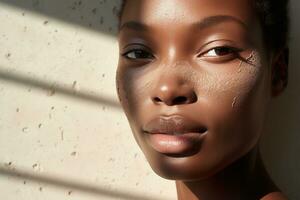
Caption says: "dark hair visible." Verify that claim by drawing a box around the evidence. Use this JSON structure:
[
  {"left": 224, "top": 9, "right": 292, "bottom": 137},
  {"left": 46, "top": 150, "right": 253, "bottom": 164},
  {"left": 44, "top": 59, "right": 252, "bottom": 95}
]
[
  {"left": 254, "top": 0, "right": 290, "bottom": 52},
  {"left": 119, "top": 0, "right": 290, "bottom": 52}
]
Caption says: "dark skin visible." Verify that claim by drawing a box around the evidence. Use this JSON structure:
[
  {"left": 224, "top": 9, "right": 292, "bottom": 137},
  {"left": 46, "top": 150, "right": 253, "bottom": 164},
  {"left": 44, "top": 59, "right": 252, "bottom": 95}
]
[{"left": 116, "top": 0, "right": 288, "bottom": 199}]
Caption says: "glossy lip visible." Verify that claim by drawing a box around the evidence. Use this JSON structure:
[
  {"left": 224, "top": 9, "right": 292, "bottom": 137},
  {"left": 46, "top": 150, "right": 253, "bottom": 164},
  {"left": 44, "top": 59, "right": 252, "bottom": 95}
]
[{"left": 143, "top": 115, "right": 207, "bottom": 156}]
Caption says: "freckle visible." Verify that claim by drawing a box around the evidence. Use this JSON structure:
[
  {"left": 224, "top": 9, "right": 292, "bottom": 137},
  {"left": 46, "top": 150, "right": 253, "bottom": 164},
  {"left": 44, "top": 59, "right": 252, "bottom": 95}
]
[
  {"left": 43, "top": 20, "right": 48, "bottom": 25},
  {"left": 71, "top": 151, "right": 77, "bottom": 156},
  {"left": 6, "top": 53, "right": 11, "bottom": 58},
  {"left": 23, "top": 180, "right": 26, "bottom": 184},
  {"left": 92, "top": 8, "right": 97, "bottom": 14},
  {"left": 68, "top": 190, "right": 72, "bottom": 195},
  {"left": 39, "top": 187, "right": 43, "bottom": 191},
  {"left": 16, "top": 108, "right": 19, "bottom": 112},
  {"left": 38, "top": 123, "right": 42, "bottom": 128}
]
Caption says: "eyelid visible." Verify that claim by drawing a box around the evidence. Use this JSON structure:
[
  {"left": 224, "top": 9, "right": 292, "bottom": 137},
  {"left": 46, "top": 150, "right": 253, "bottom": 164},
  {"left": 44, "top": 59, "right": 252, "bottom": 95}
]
[
  {"left": 196, "top": 39, "right": 239, "bottom": 54},
  {"left": 198, "top": 46, "right": 242, "bottom": 57},
  {"left": 121, "top": 49, "right": 155, "bottom": 60},
  {"left": 121, "top": 43, "right": 156, "bottom": 61},
  {"left": 122, "top": 43, "right": 152, "bottom": 52},
  {"left": 123, "top": 42, "right": 154, "bottom": 53}
]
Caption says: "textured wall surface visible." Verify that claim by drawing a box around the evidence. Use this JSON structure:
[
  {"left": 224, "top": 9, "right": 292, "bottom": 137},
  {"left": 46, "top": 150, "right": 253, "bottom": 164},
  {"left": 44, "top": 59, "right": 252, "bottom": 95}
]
[{"left": 0, "top": 0, "right": 298, "bottom": 200}]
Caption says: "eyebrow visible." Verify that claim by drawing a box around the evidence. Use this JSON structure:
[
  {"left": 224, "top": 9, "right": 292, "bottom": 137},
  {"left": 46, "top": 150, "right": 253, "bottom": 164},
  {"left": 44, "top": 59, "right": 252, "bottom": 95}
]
[{"left": 119, "top": 15, "right": 248, "bottom": 32}]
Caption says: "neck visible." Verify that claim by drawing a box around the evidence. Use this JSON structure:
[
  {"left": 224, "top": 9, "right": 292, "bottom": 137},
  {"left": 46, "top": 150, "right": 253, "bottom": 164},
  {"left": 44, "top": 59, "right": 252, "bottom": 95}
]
[{"left": 175, "top": 147, "right": 278, "bottom": 200}]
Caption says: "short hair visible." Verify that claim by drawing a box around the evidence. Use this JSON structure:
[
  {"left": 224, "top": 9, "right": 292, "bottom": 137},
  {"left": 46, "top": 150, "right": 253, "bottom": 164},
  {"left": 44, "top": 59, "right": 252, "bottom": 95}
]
[{"left": 119, "top": 0, "right": 290, "bottom": 53}]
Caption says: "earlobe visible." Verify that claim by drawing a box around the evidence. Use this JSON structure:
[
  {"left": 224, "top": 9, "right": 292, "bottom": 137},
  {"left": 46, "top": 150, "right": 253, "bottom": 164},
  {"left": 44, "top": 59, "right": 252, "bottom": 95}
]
[{"left": 271, "top": 48, "right": 289, "bottom": 97}]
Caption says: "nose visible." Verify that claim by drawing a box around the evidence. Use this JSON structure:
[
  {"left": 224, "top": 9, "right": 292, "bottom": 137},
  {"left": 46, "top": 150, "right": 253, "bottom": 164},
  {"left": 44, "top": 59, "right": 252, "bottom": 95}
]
[{"left": 151, "top": 74, "right": 197, "bottom": 106}]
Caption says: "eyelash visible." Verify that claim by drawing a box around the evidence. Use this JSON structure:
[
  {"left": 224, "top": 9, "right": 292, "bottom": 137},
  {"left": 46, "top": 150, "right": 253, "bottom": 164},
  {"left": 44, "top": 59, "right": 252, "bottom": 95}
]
[
  {"left": 121, "top": 46, "right": 241, "bottom": 61},
  {"left": 122, "top": 49, "right": 155, "bottom": 60},
  {"left": 200, "top": 46, "right": 241, "bottom": 57}
]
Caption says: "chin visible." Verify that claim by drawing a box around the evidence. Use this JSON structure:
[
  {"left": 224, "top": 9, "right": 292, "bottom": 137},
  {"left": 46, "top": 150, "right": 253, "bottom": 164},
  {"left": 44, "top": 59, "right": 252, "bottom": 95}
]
[{"left": 139, "top": 136, "right": 258, "bottom": 181}]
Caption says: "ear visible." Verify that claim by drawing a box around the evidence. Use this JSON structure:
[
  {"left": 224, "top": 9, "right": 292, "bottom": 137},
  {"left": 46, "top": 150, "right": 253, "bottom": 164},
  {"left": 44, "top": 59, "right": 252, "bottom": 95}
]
[{"left": 271, "top": 48, "right": 289, "bottom": 97}]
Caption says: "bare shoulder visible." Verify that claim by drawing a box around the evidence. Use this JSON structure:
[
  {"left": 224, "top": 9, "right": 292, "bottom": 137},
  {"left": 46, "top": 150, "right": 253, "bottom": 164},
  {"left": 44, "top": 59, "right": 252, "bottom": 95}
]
[{"left": 261, "top": 192, "right": 289, "bottom": 200}]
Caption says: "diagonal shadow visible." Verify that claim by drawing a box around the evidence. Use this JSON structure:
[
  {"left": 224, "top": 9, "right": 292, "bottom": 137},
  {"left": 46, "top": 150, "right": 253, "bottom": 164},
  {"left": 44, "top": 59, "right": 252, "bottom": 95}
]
[
  {"left": 0, "top": 0, "right": 121, "bottom": 37},
  {"left": 0, "top": 166, "right": 165, "bottom": 200},
  {"left": 0, "top": 68, "right": 121, "bottom": 109}
]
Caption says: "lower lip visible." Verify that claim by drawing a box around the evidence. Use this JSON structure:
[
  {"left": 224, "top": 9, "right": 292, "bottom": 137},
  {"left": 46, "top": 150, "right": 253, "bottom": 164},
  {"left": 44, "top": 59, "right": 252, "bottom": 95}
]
[{"left": 146, "top": 132, "right": 205, "bottom": 155}]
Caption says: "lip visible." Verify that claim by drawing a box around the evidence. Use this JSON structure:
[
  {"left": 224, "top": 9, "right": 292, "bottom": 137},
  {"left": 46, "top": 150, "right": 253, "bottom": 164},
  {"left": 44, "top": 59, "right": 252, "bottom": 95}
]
[
  {"left": 143, "top": 115, "right": 207, "bottom": 135},
  {"left": 143, "top": 115, "right": 207, "bottom": 156}
]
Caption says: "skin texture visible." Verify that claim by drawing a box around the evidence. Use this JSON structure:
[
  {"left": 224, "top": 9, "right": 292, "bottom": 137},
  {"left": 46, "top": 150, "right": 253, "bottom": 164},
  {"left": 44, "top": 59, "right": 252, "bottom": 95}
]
[{"left": 116, "top": 0, "right": 288, "bottom": 199}]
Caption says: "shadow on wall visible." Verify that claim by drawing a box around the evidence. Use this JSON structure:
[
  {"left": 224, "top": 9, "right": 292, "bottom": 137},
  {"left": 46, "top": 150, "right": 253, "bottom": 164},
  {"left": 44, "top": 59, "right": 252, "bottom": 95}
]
[
  {"left": 0, "top": 0, "right": 121, "bottom": 36},
  {"left": 0, "top": 0, "right": 122, "bottom": 109},
  {"left": 0, "top": 166, "right": 163, "bottom": 200},
  {"left": 0, "top": 68, "right": 120, "bottom": 109}
]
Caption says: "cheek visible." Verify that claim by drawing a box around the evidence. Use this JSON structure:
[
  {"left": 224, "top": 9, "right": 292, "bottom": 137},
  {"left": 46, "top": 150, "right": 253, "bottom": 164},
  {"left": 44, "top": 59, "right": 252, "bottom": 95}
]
[
  {"left": 193, "top": 53, "right": 269, "bottom": 171},
  {"left": 116, "top": 63, "right": 153, "bottom": 122},
  {"left": 192, "top": 53, "right": 263, "bottom": 100}
]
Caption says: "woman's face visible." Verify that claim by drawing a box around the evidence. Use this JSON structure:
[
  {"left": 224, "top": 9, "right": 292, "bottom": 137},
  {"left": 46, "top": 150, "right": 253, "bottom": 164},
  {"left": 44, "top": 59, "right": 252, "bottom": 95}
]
[{"left": 117, "top": 0, "right": 272, "bottom": 180}]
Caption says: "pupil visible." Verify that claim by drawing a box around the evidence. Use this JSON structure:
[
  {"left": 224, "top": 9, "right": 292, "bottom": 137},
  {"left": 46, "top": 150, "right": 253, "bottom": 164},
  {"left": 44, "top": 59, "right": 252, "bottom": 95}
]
[
  {"left": 136, "top": 50, "right": 150, "bottom": 58},
  {"left": 215, "top": 47, "right": 232, "bottom": 56}
]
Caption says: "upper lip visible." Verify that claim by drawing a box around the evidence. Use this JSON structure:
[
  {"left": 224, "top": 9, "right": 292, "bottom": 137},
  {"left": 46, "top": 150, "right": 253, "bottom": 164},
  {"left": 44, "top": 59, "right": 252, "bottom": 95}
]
[{"left": 143, "top": 115, "right": 207, "bottom": 135}]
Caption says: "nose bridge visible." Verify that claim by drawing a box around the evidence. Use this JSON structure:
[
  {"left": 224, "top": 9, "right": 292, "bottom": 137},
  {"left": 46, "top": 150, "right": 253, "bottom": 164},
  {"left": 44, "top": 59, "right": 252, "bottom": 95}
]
[{"left": 151, "top": 60, "right": 197, "bottom": 106}]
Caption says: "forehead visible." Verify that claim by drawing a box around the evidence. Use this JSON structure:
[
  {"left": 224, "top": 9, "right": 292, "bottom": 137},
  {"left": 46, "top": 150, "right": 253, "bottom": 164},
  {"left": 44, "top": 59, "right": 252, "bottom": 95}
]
[{"left": 121, "top": 0, "right": 256, "bottom": 27}]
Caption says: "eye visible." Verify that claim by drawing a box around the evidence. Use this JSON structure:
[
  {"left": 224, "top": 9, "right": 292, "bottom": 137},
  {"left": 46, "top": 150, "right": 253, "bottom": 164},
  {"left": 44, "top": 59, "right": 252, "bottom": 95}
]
[
  {"left": 122, "top": 49, "right": 154, "bottom": 60},
  {"left": 202, "top": 46, "right": 239, "bottom": 57}
]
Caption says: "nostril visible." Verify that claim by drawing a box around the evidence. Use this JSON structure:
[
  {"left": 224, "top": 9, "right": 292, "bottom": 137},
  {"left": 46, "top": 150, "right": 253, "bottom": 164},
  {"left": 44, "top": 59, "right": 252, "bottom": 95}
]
[
  {"left": 173, "top": 96, "right": 188, "bottom": 105},
  {"left": 153, "top": 97, "right": 162, "bottom": 103},
  {"left": 198, "top": 127, "right": 208, "bottom": 134}
]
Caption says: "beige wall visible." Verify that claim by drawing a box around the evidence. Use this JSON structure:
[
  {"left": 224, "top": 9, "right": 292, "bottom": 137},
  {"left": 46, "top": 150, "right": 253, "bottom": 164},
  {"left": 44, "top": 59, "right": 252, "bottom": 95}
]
[{"left": 0, "top": 0, "right": 298, "bottom": 199}]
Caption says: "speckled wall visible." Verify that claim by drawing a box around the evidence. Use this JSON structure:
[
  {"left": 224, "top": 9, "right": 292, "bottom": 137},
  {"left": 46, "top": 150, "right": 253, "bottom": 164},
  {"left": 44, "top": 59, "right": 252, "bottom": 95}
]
[{"left": 0, "top": 0, "right": 298, "bottom": 200}]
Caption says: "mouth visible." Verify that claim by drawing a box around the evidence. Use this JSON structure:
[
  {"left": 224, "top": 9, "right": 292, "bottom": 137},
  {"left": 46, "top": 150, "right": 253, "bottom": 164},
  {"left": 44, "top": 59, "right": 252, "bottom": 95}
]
[{"left": 143, "top": 115, "right": 207, "bottom": 156}]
